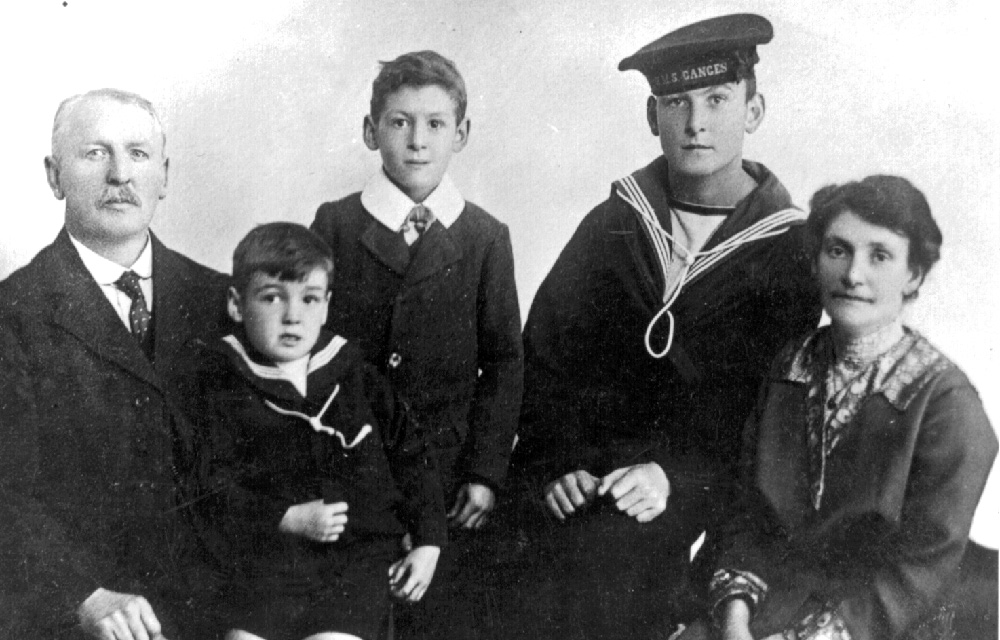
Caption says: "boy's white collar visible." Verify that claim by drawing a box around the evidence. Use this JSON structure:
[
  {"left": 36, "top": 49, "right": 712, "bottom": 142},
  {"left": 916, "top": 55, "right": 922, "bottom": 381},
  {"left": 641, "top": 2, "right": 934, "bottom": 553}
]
[{"left": 361, "top": 169, "right": 465, "bottom": 232}]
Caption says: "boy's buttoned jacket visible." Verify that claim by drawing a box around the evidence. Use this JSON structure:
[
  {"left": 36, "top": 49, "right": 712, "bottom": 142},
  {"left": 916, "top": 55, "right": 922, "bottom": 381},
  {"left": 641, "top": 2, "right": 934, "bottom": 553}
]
[
  {"left": 0, "top": 230, "right": 229, "bottom": 636},
  {"left": 311, "top": 195, "right": 523, "bottom": 491}
]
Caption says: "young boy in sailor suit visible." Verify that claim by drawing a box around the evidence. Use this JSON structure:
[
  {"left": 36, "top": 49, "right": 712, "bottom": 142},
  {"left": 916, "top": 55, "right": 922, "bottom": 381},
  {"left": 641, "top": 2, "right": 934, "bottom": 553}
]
[
  {"left": 191, "top": 223, "right": 446, "bottom": 640},
  {"left": 504, "top": 13, "right": 822, "bottom": 639},
  {"left": 310, "top": 51, "right": 523, "bottom": 639}
]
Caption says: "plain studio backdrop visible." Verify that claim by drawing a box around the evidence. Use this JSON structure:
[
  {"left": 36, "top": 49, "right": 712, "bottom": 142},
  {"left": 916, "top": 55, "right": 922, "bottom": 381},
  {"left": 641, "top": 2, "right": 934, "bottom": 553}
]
[{"left": 1, "top": 0, "right": 997, "bottom": 545}]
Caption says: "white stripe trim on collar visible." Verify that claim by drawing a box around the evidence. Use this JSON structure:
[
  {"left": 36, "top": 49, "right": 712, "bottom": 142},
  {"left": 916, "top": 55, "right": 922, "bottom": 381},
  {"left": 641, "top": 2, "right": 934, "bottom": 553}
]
[
  {"left": 360, "top": 169, "right": 465, "bottom": 232},
  {"left": 615, "top": 175, "right": 806, "bottom": 358},
  {"left": 307, "top": 335, "right": 348, "bottom": 373},
  {"left": 222, "top": 334, "right": 347, "bottom": 380}
]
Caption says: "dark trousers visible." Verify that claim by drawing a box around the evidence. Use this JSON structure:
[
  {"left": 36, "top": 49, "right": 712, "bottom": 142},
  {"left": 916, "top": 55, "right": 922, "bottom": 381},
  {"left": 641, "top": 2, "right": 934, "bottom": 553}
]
[
  {"left": 222, "top": 537, "right": 399, "bottom": 640},
  {"left": 393, "top": 527, "right": 498, "bottom": 640},
  {"left": 394, "top": 443, "right": 500, "bottom": 640},
  {"left": 486, "top": 477, "right": 716, "bottom": 640}
]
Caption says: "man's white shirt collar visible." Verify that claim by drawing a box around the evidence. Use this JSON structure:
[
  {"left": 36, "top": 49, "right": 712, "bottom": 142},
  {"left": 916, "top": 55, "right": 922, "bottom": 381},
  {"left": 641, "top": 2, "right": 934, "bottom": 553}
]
[
  {"left": 69, "top": 232, "right": 154, "bottom": 284},
  {"left": 69, "top": 231, "right": 154, "bottom": 321},
  {"left": 360, "top": 169, "right": 465, "bottom": 232}
]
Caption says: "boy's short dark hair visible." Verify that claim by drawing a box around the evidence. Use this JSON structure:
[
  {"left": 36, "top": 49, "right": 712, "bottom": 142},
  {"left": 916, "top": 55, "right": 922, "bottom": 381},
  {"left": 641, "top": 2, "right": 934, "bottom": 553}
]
[
  {"left": 723, "top": 50, "right": 757, "bottom": 101},
  {"left": 231, "top": 222, "right": 334, "bottom": 295},
  {"left": 370, "top": 50, "right": 467, "bottom": 123},
  {"left": 737, "top": 49, "right": 758, "bottom": 101}
]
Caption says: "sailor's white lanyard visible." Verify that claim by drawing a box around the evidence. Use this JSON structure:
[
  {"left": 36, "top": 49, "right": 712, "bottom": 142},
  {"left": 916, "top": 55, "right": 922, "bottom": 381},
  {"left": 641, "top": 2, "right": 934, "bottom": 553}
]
[
  {"left": 616, "top": 175, "right": 805, "bottom": 359},
  {"left": 264, "top": 384, "right": 373, "bottom": 449}
]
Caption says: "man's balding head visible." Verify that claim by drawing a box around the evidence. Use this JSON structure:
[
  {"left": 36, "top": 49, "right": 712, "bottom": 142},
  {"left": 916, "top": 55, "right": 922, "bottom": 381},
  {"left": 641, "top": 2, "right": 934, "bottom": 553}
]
[{"left": 45, "top": 89, "right": 169, "bottom": 266}]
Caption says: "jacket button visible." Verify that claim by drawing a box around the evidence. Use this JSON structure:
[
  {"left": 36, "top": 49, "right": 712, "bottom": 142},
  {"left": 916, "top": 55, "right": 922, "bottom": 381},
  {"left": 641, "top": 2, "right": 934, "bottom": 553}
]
[{"left": 388, "top": 353, "right": 402, "bottom": 368}]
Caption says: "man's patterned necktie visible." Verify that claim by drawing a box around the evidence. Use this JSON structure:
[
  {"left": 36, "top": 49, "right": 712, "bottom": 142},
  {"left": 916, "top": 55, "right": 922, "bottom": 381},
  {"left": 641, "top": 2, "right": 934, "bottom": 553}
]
[{"left": 114, "top": 270, "right": 152, "bottom": 355}]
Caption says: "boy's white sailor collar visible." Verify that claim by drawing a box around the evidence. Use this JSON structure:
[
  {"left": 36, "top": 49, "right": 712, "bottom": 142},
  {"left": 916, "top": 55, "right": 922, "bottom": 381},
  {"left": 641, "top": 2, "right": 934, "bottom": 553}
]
[
  {"left": 222, "top": 332, "right": 347, "bottom": 382},
  {"left": 361, "top": 169, "right": 465, "bottom": 232},
  {"left": 69, "top": 231, "right": 153, "bottom": 284}
]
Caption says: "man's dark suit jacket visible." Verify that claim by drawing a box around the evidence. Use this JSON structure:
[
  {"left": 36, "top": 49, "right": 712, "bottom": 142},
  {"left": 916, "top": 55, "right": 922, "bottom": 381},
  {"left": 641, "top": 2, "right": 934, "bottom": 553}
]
[{"left": 0, "top": 229, "right": 229, "bottom": 638}]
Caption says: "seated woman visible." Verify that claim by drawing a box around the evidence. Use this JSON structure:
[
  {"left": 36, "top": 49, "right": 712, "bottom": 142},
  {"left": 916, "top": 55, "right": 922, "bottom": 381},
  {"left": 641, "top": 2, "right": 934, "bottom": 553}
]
[{"left": 682, "top": 175, "right": 997, "bottom": 640}]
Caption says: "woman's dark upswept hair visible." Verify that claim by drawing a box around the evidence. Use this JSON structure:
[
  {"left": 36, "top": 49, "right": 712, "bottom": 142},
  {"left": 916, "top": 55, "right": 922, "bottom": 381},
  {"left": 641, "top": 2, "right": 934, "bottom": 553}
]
[{"left": 806, "top": 175, "right": 943, "bottom": 299}]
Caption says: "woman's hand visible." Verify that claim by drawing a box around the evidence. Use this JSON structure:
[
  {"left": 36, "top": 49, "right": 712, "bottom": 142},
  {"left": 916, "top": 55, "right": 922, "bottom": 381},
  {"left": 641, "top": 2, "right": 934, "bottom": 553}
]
[
  {"left": 719, "top": 598, "right": 754, "bottom": 640},
  {"left": 722, "top": 624, "right": 754, "bottom": 640}
]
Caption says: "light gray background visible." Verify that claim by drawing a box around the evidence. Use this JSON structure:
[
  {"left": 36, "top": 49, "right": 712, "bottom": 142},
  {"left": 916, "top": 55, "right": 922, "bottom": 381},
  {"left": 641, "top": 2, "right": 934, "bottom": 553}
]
[{"left": 2, "top": 0, "right": 997, "bottom": 544}]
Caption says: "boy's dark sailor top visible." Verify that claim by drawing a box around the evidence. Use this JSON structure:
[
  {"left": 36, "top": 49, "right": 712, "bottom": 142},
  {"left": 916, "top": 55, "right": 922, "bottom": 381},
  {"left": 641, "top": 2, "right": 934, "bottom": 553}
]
[
  {"left": 512, "top": 157, "right": 821, "bottom": 522},
  {"left": 310, "top": 171, "right": 523, "bottom": 493},
  {"left": 192, "top": 330, "right": 446, "bottom": 584},
  {"left": 221, "top": 334, "right": 373, "bottom": 448}
]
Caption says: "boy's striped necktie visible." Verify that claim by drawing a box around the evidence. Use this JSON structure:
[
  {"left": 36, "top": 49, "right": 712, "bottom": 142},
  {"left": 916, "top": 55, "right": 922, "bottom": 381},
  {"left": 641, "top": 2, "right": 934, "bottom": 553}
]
[{"left": 401, "top": 204, "right": 435, "bottom": 245}]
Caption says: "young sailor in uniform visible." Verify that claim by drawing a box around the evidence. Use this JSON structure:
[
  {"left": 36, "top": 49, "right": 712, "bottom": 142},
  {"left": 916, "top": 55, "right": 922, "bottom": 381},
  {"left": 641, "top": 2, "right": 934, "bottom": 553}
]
[{"left": 504, "top": 13, "right": 822, "bottom": 640}]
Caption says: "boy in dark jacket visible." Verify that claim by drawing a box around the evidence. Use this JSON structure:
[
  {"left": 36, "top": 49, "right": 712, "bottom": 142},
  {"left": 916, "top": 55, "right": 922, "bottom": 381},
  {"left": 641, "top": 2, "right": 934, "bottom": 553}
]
[
  {"left": 310, "top": 51, "right": 523, "bottom": 639},
  {"left": 193, "top": 223, "right": 446, "bottom": 640}
]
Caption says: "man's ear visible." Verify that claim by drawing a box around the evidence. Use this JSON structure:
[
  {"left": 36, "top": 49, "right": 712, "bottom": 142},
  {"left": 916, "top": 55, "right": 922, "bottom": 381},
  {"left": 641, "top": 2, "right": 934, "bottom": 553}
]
[
  {"left": 452, "top": 118, "right": 470, "bottom": 153},
  {"left": 745, "top": 92, "right": 765, "bottom": 134},
  {"left": 363, "top": 115, "right": 379, "bottom": 151},
  {"left": 158, "top": 158, "right": 169, "bottom": 200},
  {"left": 44, "top": 156, "right": 64, "bottom": 200},
  {"left": 226, "top": 286, "right": 244, "bottom": 324},
  {"left": 646, "top": 96, "right": 659, "bottom": 136}
]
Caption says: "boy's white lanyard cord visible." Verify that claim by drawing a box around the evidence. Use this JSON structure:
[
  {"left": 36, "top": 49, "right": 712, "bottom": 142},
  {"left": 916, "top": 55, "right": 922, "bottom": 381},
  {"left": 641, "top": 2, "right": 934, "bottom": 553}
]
[
  {"left": 264, "top": 384, "right": 373, "bottom": 449},
  {"left": 616, "top": 175, "right": 806, "bottom": 359}
]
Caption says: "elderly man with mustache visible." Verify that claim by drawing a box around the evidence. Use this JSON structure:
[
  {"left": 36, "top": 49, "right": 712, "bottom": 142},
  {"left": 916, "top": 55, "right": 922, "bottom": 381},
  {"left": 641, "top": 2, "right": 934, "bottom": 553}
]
[{"left": 0, "top": 89, "right": 230, "bottom": 640}]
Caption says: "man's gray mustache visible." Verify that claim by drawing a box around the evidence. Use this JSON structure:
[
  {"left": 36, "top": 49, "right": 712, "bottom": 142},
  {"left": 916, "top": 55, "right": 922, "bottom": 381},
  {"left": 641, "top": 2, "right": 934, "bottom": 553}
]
[{"left": 100, "top": 187, "right": 140, "bottom": 207}]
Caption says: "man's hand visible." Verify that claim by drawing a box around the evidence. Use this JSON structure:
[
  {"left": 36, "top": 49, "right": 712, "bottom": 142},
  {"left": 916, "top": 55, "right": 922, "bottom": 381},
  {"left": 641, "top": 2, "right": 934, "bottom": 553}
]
[
  {"left": 279, "top": 500, "right": 349, "bottom": 542},
  {"left": 389, "top": 545, "right": 441, "bottom": 602},
  {"left": 598, "top": 462, "right": 670, "bottom": 523},
  {"left": 448, "top": 482, "right": 495, "bottom": 529},
  {"left": 543, "top": 470, "right": 600, "bottom": 520},
  {"left": 78, "top": 588, "right": 165, "bottom": 640}
]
